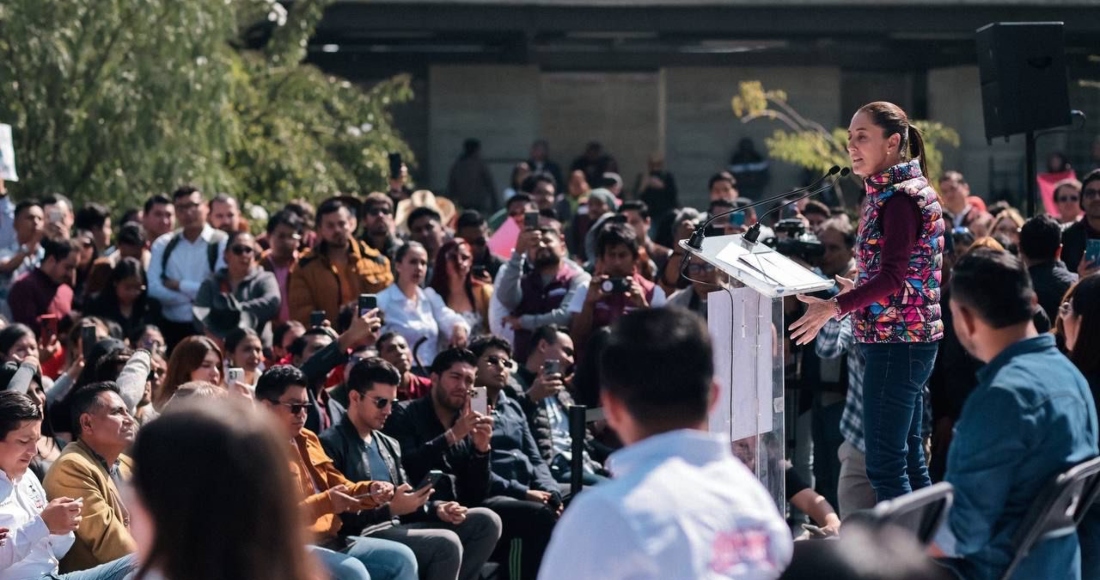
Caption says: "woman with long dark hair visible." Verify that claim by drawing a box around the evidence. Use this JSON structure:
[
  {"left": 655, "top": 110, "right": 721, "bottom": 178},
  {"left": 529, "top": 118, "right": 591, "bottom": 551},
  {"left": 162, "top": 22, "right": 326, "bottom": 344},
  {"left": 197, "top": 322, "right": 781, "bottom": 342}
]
[
  {"left": 155, "top": 336, "right": 223, "bottom": 411},
  {"left": 429, "top": 239, "right": 492, "bottom": 336},
  {"left": 128, "top": 399, "right": 322, "bottom": 580},
  {"left": 791, "top": 101, "right": 944, "bottom": 502},
  {"left": 84, "top": 257, "right": 151, "bottom": 340}
]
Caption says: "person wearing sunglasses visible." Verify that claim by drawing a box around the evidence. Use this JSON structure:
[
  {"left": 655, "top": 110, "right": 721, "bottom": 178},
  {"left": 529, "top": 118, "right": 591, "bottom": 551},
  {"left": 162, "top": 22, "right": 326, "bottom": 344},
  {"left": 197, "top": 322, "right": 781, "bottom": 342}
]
[
  {"left": 1052, "top": 178, "right": 1083, "bottom": 226},
  {"left": 193, "top": 231, "right": 280, "bottom": 347},
  {"left": 320, "top": 357, "right": 501, "bottom": 580}
]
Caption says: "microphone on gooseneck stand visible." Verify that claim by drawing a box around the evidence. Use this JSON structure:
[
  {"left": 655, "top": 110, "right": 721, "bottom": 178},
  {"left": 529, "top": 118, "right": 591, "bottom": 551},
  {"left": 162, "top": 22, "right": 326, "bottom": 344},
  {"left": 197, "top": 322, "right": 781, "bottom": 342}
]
[
  {"left": 742, "top": 167, "right": 851, "bottom": 244},
  {"left": 686, "top": 165, "right": 842, "bottom": 251}
]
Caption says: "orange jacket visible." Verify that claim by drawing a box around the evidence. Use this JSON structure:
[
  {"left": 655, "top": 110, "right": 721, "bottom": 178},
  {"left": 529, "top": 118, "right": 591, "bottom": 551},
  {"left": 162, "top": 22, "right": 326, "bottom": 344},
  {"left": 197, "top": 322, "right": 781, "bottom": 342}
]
[
  {"left": 288, "top": 239, "right": 393, "bottom": 326},
  {"left": 289, "top": 428, "right": 383, "bottom": 539}
]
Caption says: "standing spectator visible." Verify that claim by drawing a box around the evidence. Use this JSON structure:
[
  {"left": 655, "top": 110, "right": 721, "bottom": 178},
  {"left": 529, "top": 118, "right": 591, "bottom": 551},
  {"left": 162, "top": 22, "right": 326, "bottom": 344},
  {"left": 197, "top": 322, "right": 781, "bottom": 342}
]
[
  {"left": 43, "top": 382, "right": 136, "bottom": 573},
  {"left": 577, "top": 188, "right": 617, "bottom": 266},
  {"left": 992, "top": 208, "right": 1025, "bottom": 247},
  {"left": 570, "top": 222, "right": 666, "bottom": 353},
  {"left": 447, "top": 138, "right": 497, "bottom": 214},
  {"left": 1053, "top": 178, "right": 1083, "bottom": 226},
  {"left": 270, "top": 320, "right": 305, "bottom": 366},
  {"left": 1019, "top": 215, "right": 1078, "bottom": 321},
  {"left": 260, "top": 209, "right": 303, "bottom": 327},
  {"left": 523, "top": 174, "right": 558, "bottom": 215},
  {"left": 378, "top": 242, "right": 469, "bottom": 368},
  {"left": 194, "top": 231, "right": 280, "bottom": 345},
  {"left": 255, "top": 365, "right": 418, "bottom": 580},
  {"left": 1062, "top": 169, "right": 1100, "bottom": 276},
  {"left": 377, "top": 332, "right": 432, "bottom": 400},
  {"left": 360, "top": 192, "right": 401, "bottom": 262},
  {"left": 570, "top": 142, "right": 618, "bottom": 188},
  {"left": 140, "top": 195, "right": 174, "bottom": 248},
  {"left": 0, "top": 391, "right": 135, "bottom": 580},
  {"left": 728, "top": 137, "right": 771, "bottom": 199},
  {"left": 430, "top": 239, "right": 492, "bottom": 336},
  {"left": 708, "top": 171, "right": 739, "bottom": 203},
  {"left": 0, "top": 200, "right": 45, "bottom": 321},
  {"left": 82, "top": 223, "right": 148, "bottom": 299},
  {"left": 74, "top": 203, "right": 112, "bottom": 256},
  {"left": 407, "top": 207, "right": 449, "bottom": 284},
  {"left": 0, "top": 180, "right": 14, "bottom": 252},
  {"left": 637, "top": 161, "right": 679, "bottom": 228},
  {"left": 502, "top": 162, "right": 531, "bottom": 202},
  {"left": 42, "top": 194, "right": 75, "bottom": 240},
  {"left": 801, "top": 200, "right": 832, "bottom": 233},
  {"left": 931, "top": 249, "right": 1098, "bottom": 580},
  {"left": 320, "top": 358, "right": 502, "bottom": 580},
  {"left": 539, "top": 308, "right": 794, "bottom": 579},
  {"left": 127, "top": 400, "right": 322, "bottom": 580},
  {"left": 939, "top": 171, "right": 985, "bottom": 230},
  {"left": 147, "top": 186, "right": 228, "bottom": 350},
  {"left": 667, "top": 256, "right": 719, "bottom": 319},
  {"left": 618, "top": 201, "right": 670, "bottom": 282},
  {"left": 455, "top": 210, "right": 504, "bottom": 282},
  {"left": 84, "top": 257, "right": 151, "bottom": 340},
  {"left": 388, "top": 158, "right": 415, "bottom": 206},
  {"left": 289, "top": 196, "right": 394, "bottom": 325},
  {"left": 659, "top": 208, "right": 703, "bottom": 295},
  {"left": 9, "top": 237, "right": 79, "bottom": 335},
  {"left": 496, "top": 218, "right": 589, "bottom": 363},
  {"left": 527, "top": 139, "right": 564, "bottom": 190},
  {"left": 154, "top": 336, "right": 222, "bottom": 411},
  {"left": 208, "top": 193, "right": 243, "bottom": 233}
]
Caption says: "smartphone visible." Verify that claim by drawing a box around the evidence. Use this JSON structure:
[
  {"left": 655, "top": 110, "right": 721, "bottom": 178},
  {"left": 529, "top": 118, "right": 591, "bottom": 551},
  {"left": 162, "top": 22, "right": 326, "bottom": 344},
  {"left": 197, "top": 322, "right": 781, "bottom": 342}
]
[
  {"left": 415, "top": 469, "right": 444, "bottom": 492},
  {"left": 226, "top": 367, "right": 244, "bottom": 386},
  {"left": 524, "top": 211, "right": 540, "bottom": 230},
  {"left": 801, "top": 523, "right": 829, "bottom": 538},
  {"left": 358, "top": 294, "right": 377, "bottom": 317},
  {"left": 470, "top": 386, "right": 488, "bottom": 416},
  {"left": 602, "top": 277, "right": 630, "bottom": 294},
  {"left": 46, "top": 207, "right": 64, "bottom": 224},
  {"left": 729, "top": 212, "right": 746, "bottom": 227},
  {"left": 542, "top": 359, "right": 560, "bottom": 376},
  {"left": 471, "top": 265, "right": 487, "bottom": 278},
  {"left": 388, "top": 152, "right": 403, "bottom": 180},
  {"left": 1086, "top": 239, "right": 1100, "bottom": 266},
  {"left": 37, "top": 314, "right": 59, "bottom": 344},
  {"left": 81, "top": 323, "right": 98, "bottom": 361},
  {"left": 309, "top": 310, "right": 325, "bottom": 328}
]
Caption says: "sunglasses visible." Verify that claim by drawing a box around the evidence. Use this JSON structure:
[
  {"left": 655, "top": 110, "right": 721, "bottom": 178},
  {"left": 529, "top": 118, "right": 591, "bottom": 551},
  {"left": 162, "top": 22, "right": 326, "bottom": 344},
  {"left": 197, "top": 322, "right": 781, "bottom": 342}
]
[
  {"left": 1056, "top": 196, "right": 1080, "bottom": 203},
  {"left": 274, "top": 401, "right": 310, "bottom": 415},
  {"left": 230, "top": 245, "right": 255, "bottom": 256},
  {"left": 370, "top": 396, "right": 396, "bottom": 410}
]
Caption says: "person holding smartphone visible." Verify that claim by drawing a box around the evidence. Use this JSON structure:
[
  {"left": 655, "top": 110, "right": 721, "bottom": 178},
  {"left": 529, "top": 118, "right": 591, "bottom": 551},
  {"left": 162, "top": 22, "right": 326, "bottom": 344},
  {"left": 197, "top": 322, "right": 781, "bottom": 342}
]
[{"left": 1062, "top": 169, "right": 1100, "bottom": 277}]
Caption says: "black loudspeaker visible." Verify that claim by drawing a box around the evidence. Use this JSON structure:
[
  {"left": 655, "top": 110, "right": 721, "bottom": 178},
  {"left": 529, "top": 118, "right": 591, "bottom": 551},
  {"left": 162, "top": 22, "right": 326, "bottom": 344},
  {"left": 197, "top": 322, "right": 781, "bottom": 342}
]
[{"left": 976, "top": 22, "right": 1071, "bottom": 141}]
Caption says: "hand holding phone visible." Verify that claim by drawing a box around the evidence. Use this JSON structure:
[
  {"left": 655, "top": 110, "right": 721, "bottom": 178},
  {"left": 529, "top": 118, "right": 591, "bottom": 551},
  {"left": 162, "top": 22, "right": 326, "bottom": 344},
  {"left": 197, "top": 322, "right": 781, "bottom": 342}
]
[
  {"left": 358, "top": 294, "right": 378, "bottom": 317},
  {"left": 415, "top": 469, "right": 445, "bottom": 492},
  {"left": 470, "top": 387, "right": 488, "bottom": 416},
  {"left": 81, "top": 323, "right": 98, "bottom": 362},
  {"left": 524, "top": 211, "right": 540, "bottom": 230},
  {"left": 1085, "top": 239, "right": 1100, "bottom": 266},
  {"left": 310, "top": 310, "right": 326, "bottom": 328}
]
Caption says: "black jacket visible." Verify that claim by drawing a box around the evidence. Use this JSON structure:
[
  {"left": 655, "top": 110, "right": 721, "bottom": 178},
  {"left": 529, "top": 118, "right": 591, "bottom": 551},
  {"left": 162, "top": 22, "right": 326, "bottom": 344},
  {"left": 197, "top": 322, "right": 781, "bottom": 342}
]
[
  {"left": 382, "top": 396, "right": 491, "bottom": 508},
  {"left": 1062, "top": 219, "right": 1100, "bottom": 275},
  {"left": 1029, "top": 261, "right": 1078, "bottom": 322},
  {"left": 511, "top": 367, "right": 609, "bottom": 471}
]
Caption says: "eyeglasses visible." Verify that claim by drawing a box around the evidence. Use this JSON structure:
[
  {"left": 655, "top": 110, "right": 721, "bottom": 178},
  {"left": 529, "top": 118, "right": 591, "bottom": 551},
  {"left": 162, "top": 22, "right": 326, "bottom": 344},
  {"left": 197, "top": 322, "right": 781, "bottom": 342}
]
[
  {"left": 1084, "top": 187, "right": 1100, "bottom": 200},
  {"left": 371, "top": 396, "right": 396, "bottom": 410},
  {"left": 1056, "top": 196, "right": 1080, "bottom": 203},
  {"left": 1060, "top": 301, "right": 1074, "bottom": 319},
  {"left": 483, "top": 355, "right": 511, "bottom": 368},
  {"left": 230, "top": 245, "right": 255, "bottom": 256},
  {"left": 273, "top": 401, "right": 310, "bottom": 415}
]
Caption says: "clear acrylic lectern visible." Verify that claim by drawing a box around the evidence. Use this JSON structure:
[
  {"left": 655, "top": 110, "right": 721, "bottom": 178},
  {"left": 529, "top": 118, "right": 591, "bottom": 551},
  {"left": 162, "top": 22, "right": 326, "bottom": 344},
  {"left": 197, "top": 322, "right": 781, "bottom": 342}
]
[{"left": 679, "top": 233, "right": 834, "bottom": 511}]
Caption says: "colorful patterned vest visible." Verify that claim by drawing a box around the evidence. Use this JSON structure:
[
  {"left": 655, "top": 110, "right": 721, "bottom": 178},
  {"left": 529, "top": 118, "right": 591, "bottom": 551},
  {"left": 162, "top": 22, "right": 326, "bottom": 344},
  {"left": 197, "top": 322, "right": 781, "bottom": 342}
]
[
  {"left": 591, "top": 272, "right": 656, "bottom": 330},
  {"left": 853, "top": 160, "right": 945, "bottom": 343},
  {"left": 512, "top": 261, "right": 583, "bottom": 361}
]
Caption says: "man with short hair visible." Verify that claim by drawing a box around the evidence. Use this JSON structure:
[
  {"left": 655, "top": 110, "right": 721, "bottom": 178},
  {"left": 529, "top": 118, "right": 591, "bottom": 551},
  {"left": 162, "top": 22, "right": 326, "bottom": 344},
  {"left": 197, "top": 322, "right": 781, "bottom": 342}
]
[
  {"left": 0, "top": 200, "right": 45, "bottom": 320},
  {"left": 526, "top": 140, "right": 564, "bottom": 190},
  {"left": 447, "top": 138, "right": 497, "bottom": 215},
  {"left": 289, "top": 196, "right": 393, "bottom": 325},
  {"left": 1018, "top": 214, "right": 1077, "bottom": 321},
  {"left": 1062, "top": 169, "right": 1100, "bottom": 276},
  {"left": 455, "top": 210, "right": 503, "bottom": 281},
  {"left": 939, "top": 171, "right": 983, "bottom": 231},
  {"left": 377, "top": 332, "right": 432, "bottom": 401},
  {"left": 292, "top": 311, "right": 383, "bottom": 433},
  {"left": 361, "top": 192, "right": 400, "bottom": 262},
  {"left": 256, "top": 365, "right": 418, "bottom": 580},
  {"left": 667, "top": 256, "right": 719, "bottom": 319},
  {"left": 496, "top": 216, "right": 589, "bottom": 362},
  {"left": 147, "top": 185, "right": 228, "bottom": 349},
  {"left": 9, "top": 237, "right": 79, "bottom": 334},
  {"left": 261, "top": 209, "right": 304, "bottom": 326},
  {"left": 801, "top": 200, "right": 831, "bottom": 233},
  {"left": 83, "top": 223, "right": 148, "bottom": 298},
  {"left": 74, "top": 203, "right": 112, "bottom": 255},
  {"left": 570, "top": 222, "right": 666, "bottom": 352},
  {"left": 618, "top": 200, "right": 670, "bottom": 282},
  {"left": 320, "top": 358, "right": 502, "bottom": 580},
  {"left": 931, "top": 248, "right": 1098, "bottom": 579},
  {"left": 141, "top": 194, "right": 174, "bottom": 245},
  {"left": 43, "top": 382, "right": 136, "bottom": 573},
  {"left": 708, "top": 171, "right": 739, "bottom": 203},
  {"left": 407, "top": 207, "right": 448, "bottom": 274},
  {"left": 539, "top": 308, "right": 794, "bottom": 579},
  {"left": 522, "top": 174, "right": 558, "bottom": 214},
  {"left": 1053, "top": 179, "right": 1082, "bottom": 226},
  {"left": 208, "top": 193, "right": 243, "bottom": 233}
]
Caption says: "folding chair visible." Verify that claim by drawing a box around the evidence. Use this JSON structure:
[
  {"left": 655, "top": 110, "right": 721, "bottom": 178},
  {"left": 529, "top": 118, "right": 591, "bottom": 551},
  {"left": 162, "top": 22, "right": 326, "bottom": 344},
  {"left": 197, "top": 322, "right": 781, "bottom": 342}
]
[{"left": 864, "top": 481, "right": 954, "bottom": 545}]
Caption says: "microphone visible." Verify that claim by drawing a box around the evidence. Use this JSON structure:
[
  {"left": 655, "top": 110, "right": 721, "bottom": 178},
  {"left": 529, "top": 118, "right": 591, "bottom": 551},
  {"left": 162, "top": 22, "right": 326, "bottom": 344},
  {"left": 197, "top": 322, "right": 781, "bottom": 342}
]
[
  {"left": 742, "top": 167, "right": 850, "bottom": 244},
  {"left": 686, "top": 165, "right": 841, "bottom": 250}
]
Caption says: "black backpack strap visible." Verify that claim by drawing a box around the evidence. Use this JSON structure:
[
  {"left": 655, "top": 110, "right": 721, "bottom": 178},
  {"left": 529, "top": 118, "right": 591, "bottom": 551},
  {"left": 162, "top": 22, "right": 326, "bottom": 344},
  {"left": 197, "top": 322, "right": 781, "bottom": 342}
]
[
  {"left": 160, "top": 233, "right": 180, "bottom": 280},
  {"left": 207, "top": 231, "right": 228, "bottom": 271}
]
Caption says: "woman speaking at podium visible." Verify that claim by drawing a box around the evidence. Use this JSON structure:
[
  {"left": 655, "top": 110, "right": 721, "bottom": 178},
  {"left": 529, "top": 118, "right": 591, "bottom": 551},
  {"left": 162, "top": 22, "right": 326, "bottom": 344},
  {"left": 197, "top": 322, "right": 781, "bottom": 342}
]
[{"left": 790, "top": 101, "right": 945, "bottom": 503}]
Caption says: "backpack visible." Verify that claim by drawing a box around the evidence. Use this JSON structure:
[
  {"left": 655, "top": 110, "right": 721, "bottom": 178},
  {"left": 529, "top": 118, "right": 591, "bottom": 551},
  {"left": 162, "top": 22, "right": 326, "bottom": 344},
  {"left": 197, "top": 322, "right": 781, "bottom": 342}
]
[{"left": 160, "top": 229, "right": 228, "bottom": 279}]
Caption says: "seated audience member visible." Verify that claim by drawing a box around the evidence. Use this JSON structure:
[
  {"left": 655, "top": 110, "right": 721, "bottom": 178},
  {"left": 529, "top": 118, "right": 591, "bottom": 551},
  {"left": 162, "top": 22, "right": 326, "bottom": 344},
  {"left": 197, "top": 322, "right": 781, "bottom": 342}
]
[
  {"left": 1018, "top": 214, "right": 1078, "bottom": 322},
  {"left": 194, "top": 231, "right": 280, "bottom": 345},
  {"left": 293, "top": 310, "right": 383, "bottom": 433},
  {"left": 223, "top": 327, "right": 264, "bottom": 388},
  {"left": 377, "top": 332, "right": 432, "bottom": 400},
  {"left": 259, "top": 209, "right": 303, "bottom": 327},
  {"left": 931, "top": 249, "right": 1099, "bottom": 579},
  {"left": 288, "top": 196, "right": 393, "bottom": 326},
  {"left": 127, "top": 399, "right": 322, "bottom": 580},
  {"left": 43, "top": 382, "right": 135, "bottom": 573},
  {"left": 82, "top": 223, "right": 147, "bottom": 300},
  {"left": 0, "top": 391, "right": 134, "bottom": 579},
  {"left": 539, "top": 308, "right": 793, "bottom": 579},
  {"left": 511, "top": 325, "right": 607, "bottom": 485},
  {"left": 0, "top": 357, "right": 64, "bottom": 481},
  {"left": 320, "top": 358, "right": 501, "bottom": 580},
  {"left": 659, "top": 207, "right": 702, "bottom": 295},
  {"left": 154, "top": 336, "right": 223, "bottom": 411},
  {"left": 454, "top": 210, "right": 504, "bottom": 281},
  {"left": 780, "top": 524, "right": 952, "bottom": 580},
  {"left": 83, "top": 257, "right": 151, "bottom": 341},
  {"left": 430, "top": 239, "right": 493, "bottom": 336},
  {"left": 255, "top": 365, "right": 418, "bottom": 580},
  {"left": 1060, "top": 172, "right": 1100, "bottom": 277},
  {"left": 578, "top": 188, "right": 618, "bottom": 267},
  {"left": 9, "top": 237, "right": 80, "bottom": 335},
  {"left": 496, "top": 215, "right": 589, "bottom": 362},
  {"left": 617, "top": 201, "right": 671, "bottom": 282},
  {"left": 784, "top": 467, "right": 841, "bottom": 538},
  {"left": 270, "top": 320, "right": 305, "bottom": 366},
  {"left": 570, "top": 221, "right": 666, "bottom": 353},
  {"left": 469, "top": 336, "right": 561, "bottom": 580},
  {"left": 379, "top": 242, "right": 469, "bottom": 368}
]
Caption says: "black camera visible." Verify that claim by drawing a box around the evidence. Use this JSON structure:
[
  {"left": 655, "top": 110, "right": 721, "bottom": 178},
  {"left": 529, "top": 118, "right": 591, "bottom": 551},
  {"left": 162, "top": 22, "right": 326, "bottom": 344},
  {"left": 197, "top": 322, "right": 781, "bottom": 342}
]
[{"left": 765, "top": 219, "right": 825, "bottom": 263}]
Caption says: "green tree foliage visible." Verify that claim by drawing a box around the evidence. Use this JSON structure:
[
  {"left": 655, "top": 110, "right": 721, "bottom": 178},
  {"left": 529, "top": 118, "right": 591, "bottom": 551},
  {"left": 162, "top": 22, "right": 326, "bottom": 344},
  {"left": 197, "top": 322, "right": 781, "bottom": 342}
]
[
  {"left": 732, "top": 81, "right": 959, "bottom": 201},
  {"left": 0, "top": 0, "right": 414, "bottom": 211}
]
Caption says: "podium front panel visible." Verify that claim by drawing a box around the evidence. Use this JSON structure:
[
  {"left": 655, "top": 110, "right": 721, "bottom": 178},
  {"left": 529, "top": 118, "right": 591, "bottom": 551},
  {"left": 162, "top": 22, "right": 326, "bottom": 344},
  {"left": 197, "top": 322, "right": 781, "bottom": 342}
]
[{"left": 707, "top": 286, "right": 785, "bottom": 512}]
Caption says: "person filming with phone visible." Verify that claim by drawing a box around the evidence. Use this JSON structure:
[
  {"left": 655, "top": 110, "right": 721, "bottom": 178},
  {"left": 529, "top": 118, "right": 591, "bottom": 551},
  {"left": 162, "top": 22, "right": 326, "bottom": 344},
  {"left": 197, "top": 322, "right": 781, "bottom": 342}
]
[
  {"left": 1061, "top": 169, "right": 1100, "bottom": 277},
  {"left": 320, "top": 357, "right": 501, "bottom": 580}
]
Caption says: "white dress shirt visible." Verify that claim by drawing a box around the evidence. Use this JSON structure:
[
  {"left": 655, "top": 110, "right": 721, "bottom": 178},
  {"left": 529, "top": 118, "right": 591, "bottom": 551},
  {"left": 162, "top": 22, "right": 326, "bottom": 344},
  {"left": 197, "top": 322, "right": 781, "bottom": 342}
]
[
  {"left": 377, "top": 284, "right": 469, "bottom": 368},
  {"left": 0, "top": 469, "right": 74, "bottom": 579},
  {"left": 539, "top": 430, "right": 793, "bottom": 580},
  {"left": 147, "top": 225, "right": 227, "bottom": 322}
]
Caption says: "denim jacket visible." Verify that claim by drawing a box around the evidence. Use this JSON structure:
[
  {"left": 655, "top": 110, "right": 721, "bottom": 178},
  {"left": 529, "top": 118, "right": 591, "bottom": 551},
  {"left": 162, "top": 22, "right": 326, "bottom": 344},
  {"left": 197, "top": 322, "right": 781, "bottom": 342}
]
[
  {"left": 939, "top": 334, "right": 1098, "bottom": 580},
  {"left": 488, "top": 389, "right": 560, "bottom": 498}
]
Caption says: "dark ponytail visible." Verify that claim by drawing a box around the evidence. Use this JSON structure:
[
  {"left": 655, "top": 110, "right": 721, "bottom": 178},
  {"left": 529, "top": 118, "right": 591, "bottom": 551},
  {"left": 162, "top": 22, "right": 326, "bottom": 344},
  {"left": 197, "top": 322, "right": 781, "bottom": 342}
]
[
  {"left": 857, "top": 101, "right": 928, "bottom": 177},
  {"left": 907, "top": 125, "right": 928, "bottom": 177}
]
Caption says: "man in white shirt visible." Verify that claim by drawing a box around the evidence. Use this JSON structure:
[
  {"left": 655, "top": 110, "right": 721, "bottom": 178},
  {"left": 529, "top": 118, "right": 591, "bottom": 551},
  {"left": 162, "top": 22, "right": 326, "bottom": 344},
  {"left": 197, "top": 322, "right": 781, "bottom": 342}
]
[
  {"left": 0, "top": 391, "right": 133, "bottom": 579},
  {"left": 147, "top": 185, "right": 227, "bottom": 350},
  {"left": 539, "top": 307, "right": 793, "bottom": 580}
]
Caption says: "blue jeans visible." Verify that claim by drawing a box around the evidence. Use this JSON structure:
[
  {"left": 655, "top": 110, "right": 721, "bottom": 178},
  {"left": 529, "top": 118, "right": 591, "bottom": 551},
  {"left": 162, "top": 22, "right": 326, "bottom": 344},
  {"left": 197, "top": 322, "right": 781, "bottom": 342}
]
[
  {"left": 861, "top": 341, "right": 938, "bottom": 502},
  {"left": 311, "top": 536, "right": 418, "bottom": 580},
  {"left": 49, "top": 554, "right": 135, "bottom": 580}
]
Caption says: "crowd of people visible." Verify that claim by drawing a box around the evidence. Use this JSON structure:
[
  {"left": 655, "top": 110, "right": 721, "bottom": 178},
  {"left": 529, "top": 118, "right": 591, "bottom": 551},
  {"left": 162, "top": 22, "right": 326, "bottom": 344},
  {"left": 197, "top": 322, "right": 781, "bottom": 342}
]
[{"left": 0, "top": 97, "right": 1097, "bottom": 580}]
